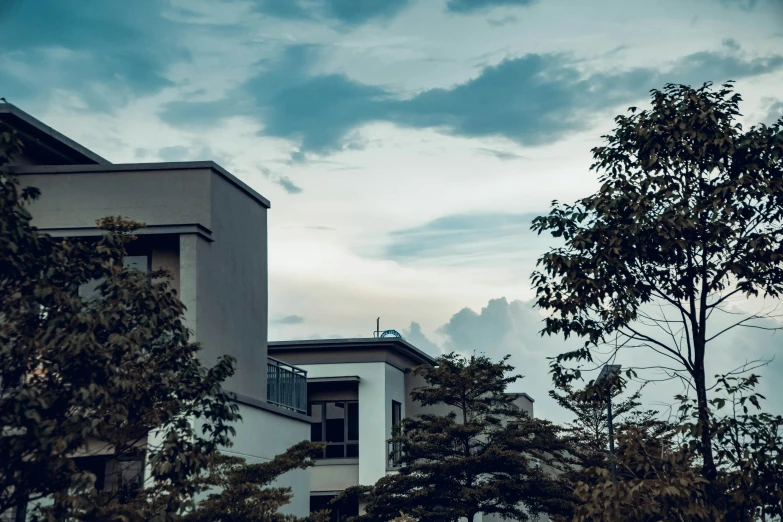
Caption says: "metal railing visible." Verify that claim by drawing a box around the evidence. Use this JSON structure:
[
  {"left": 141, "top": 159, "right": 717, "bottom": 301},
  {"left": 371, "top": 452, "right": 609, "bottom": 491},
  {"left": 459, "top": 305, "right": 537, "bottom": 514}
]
[
  {"left": 267, "top": 357, "right": 307, "bottom": 414},
  {"left": 388, "top": 440, "right": 402, "bottom": 469}
]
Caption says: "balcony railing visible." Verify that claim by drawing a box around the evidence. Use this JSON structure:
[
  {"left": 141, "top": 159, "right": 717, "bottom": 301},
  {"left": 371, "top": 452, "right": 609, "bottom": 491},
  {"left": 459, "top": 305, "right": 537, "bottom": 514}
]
[
  {"left": 388, "top": 440, "right": 402, "bottom": 469},
  {"left": 267, "top": 357, "right": 307, "bottom": 414}
]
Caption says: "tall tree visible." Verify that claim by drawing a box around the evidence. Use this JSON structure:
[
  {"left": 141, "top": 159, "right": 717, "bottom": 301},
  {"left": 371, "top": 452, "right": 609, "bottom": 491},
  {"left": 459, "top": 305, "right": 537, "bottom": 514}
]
[
  {"left": 340, "top": 353, "right": 574, "bottom": 522},
  {"left": 0, "top": 133, "right": 239, "bottom": 521},
  {"left": 569, "top": 373, "right": 783, "bottom": 522},
  {"left": 531, "top": 81, "right": 783, "bottom": 479}
]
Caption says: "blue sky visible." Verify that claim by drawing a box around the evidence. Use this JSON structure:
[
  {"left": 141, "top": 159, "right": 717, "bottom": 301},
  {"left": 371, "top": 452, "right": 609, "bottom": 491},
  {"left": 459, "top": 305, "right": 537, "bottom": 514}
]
[{"left": 2, "top": 0, "right": 782, "bottom": 420}]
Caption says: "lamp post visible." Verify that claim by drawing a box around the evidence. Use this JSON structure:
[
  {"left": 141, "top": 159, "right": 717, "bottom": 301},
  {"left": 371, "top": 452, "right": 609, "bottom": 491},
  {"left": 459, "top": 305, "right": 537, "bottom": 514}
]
[{"left": 596, "top": 364, "right": 622, "bottom": 485}]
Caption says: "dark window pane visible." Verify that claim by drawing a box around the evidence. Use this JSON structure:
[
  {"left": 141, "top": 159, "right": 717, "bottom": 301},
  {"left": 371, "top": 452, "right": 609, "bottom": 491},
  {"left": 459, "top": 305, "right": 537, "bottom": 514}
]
[
  {"left": 347, "top": 402, "right": 359, "bottom": 441},
  {"left": 346, "top": 443, "right": 359, "bottom": 458},
  {"left": 325, "top": 444, "right": 345, "bottom": 459},
  {"left": 124, "top": 255, "right": 149, "bottom": 272},
  {"left": 392, "top": 400, "right": 401, "bottom": 427},
  {"left": 309, "top": 403, "right": 323, "bottom": 442},
  {"left": 325, "top": 402, "right": 345, "bottom": 443}
]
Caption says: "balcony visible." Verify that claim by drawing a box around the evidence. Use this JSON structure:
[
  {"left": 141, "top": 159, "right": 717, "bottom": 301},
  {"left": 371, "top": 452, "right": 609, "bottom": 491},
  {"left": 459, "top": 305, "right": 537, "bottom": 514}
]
[
  {"left": 388, "top": 440, "right": 402, "bottom": 469},
  {"left": 267, "top": 357, "right": 307, "bottom": 414}
]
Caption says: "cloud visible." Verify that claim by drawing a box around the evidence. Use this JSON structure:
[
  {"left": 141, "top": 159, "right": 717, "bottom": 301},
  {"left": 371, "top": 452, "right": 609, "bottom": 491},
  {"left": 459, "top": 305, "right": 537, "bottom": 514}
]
[
  {"left": 161, "top": 42, "right": 783, "bottom": 159},
  {"left": 487, "top": 15, "right": 519, "bottom": 26},
  {"left": 275, "top": 315, "right": 306, "bottom": 325},
  {"left": 763, "top": 99, "right": 783, "bottom": 124},
  {"left": 252, "top": 0, "right": 412, "bottom": 27},
  {"left": 433, "top": 297, "right": 579, "bottom": 421},
  {"left": 276, "top": 175, "right": 303, "bottom": 194},
  {"left": 403, "top": 321, "right": 441, "bottom": 356},
  {"left": 383, "top": 212, "right": 555, "bottom": 265},
  {"left": 0, "top": 0, "right": 187, "bottom": 110},
  {"left": 475, "top": 147, "right": 526, "bottom": 160},
  {"left": 158, "top": 146, "right": 190, "bottom": 162},
  {"left": 445, "top": 0, "right": 537, "bottom": 13},
  {"left": 433, "top": 296, "right": 783, "bottom": 422},
  {"left": 260, "top": 164, "right": 304, "bottom": 194}
]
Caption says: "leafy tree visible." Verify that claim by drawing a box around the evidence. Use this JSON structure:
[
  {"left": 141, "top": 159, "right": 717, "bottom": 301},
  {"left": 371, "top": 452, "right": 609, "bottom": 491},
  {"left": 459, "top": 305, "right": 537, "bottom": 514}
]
[
  {"left": 340, "top": 353, "right": 574, "bottom": 522},
  {"left": 531, "top": 81, "right": 783, "bottom": 480},
  {"left": 181, "top": 440, "right": 329, "bottom": 522},
  {"left": 550, "top": 380, "right": 646, "bottom": 465},
  {"left": 569, "top": 373, "right": 783, "bottom": 522},
  {"left": 0, "top": 133, "right": 239, "bottom": 521}
]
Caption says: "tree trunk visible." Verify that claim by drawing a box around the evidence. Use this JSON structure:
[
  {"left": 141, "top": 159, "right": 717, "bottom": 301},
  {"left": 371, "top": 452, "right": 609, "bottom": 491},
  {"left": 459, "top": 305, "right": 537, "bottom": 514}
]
[
  {"left": 693, "top": 345, "right": 716, "bottom": 480},
  {"left": 468, "top": 511, "right": 479, "bottom": 522}
]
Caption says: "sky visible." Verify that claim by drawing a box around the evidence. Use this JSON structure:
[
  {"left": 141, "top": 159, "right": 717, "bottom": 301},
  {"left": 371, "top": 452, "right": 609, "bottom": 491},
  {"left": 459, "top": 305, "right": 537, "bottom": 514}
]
[{"left": 2, "top": 0, "right": 783, "bottom": 422}]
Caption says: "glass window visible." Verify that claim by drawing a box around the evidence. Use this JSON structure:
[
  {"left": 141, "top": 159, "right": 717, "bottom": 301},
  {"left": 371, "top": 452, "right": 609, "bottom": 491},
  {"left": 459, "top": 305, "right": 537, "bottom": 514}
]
[
  {"left": 325, "top": 402, "right": 346, "bottom": 443},
  {"left": 392, "top": 400, "right": 401, "bottom": 427},
  {"left": 124, "top": 255, "right": 149, "bottom": 272},
  {"left": 309, "top": 403, "right": 323, "bottom": 442},
  {"left": 346, "top": 443, "right": 359, "bottom": 458},
  {"left": 347, "top": 402, "right": 359, "bottom": 441},
  {"left": 309, "top": 400, "right": 358, "bottom": 459},
  {"left": 78, "top": 255, "right": 149, "bottom": 300}
]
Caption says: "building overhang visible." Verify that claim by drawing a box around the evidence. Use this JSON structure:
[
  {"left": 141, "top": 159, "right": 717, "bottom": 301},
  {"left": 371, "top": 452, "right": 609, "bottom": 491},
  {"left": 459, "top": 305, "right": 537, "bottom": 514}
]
[
  {"left": 269, "top": 338, "right": 438, "bottom": 372},
  {"left": 308, "top": 376, "right": 361, "bottom": 384},
  {"left": 10, "top": 161, "right": 270, "bottom": 209},
  {"left": 0, "top": 102, "right": 109, "bottom": 165}
]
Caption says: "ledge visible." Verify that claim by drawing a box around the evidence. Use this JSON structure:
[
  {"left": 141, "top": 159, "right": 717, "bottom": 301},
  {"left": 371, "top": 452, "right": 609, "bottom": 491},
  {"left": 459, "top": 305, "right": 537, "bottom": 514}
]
[
  {"left": 37, "top": 223, "right": 214, "bottom": 242},
  {"left": 308, "top": 376, "right": 360, "bottom": 384},
  {"left": 10, "top": 161, "right": 271, "bottom": 209},
  {"left": 225, "top": 391, "right": 312, "bottom": 423},
  {"left": 313, "top": 458, "right": 359, "bottom": 466}
]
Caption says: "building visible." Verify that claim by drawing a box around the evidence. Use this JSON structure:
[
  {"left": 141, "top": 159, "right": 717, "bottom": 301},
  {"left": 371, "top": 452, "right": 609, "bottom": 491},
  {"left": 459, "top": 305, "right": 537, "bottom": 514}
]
[
  {"left": 1, "top": 102, "right": 312, "bottom": 518},
  {"left": 1, "top": 103, "right": 540, "bottom": 522},
  {"left": 269, "top": 338, "right": 535, "bottom": 520}
]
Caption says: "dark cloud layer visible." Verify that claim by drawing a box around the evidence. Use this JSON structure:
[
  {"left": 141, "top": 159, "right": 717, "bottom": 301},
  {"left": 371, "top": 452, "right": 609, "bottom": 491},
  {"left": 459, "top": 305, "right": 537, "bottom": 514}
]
[
  {"left": 252, "top": 0, "right": 411, "bottom": 27},
  {"left": 0, "top": 0, "right": 187, "bottom": 110},
  {"left": 161, "top": 43, "right": 783, "bottom": 160},
  {"left": 446, "top": 0, "right": 537, "bottom": 13}
]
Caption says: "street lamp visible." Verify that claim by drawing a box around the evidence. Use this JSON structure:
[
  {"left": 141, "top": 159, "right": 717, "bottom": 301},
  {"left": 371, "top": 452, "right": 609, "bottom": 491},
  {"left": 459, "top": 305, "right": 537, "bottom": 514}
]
[{"left": 596, "top": 364, "right": 622, "bottom": 485}]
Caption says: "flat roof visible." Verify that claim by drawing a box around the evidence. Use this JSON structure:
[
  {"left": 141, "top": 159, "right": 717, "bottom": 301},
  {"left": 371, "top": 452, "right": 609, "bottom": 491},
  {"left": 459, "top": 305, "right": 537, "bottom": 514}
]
[
  {"left": 0, "top": 103, "right": 109, "bottom": 165},
  {"left": 308, "top": 376, "right": 361, "bottom": 384},
  {"left": 11, "top": 161, "right": 271, "bottom": 209},
  {"left": 269, "top": 338, "right": 439, "bottom": 367},
  {"left": 506, "top": 392, "right": 535, "bottom": 403}
]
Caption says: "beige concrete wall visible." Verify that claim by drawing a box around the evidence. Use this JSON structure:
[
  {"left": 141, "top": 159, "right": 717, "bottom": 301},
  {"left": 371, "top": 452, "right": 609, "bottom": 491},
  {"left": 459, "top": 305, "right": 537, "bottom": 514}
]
[
  {"left": 311, "top": 462, "right": 359, "bottom": 492},
  {"left": 193, "top": 172, "right": 268, "bottom": 401},
  {"left": 17, "top": 168, "right": 212, "bottom": 230}
]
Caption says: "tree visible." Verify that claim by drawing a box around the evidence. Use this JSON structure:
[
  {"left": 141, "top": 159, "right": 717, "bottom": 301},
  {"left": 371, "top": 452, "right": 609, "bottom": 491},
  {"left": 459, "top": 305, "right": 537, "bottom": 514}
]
[
  {"left": 568, "top": 373, "right": 783, "bottom": 522},
  {"left": 341, "top": 353, "right": 574, "bottom": 522},
  {"left": 531, "top": 81, "right": 783, "bottom": 480},
  {"left": 0, "top": 132, "right": 240, "bottom": 521},
  {"left": 181, "top": 440, "right": 329, "bottom": 522},
  {"left": 550, "top": 380, "right": 646, "bottom": 466}
]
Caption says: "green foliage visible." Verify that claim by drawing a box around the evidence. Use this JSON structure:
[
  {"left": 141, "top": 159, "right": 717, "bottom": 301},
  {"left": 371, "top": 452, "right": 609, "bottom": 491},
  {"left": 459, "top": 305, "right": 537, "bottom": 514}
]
[
  {"left": 181, "top": 440, "right": 329, "bottom": 522},
  {"left": 566, "top": 374, "right": 783, "bottom": 522},
  {"left": 0, "top": 133, "right": 240, "bottom": 521},
  {"left": 531, "top": 81, "right": 783, "bottom": 478},
  {"left": 340, "top": 353, "right": 574, "bottom": 522}
]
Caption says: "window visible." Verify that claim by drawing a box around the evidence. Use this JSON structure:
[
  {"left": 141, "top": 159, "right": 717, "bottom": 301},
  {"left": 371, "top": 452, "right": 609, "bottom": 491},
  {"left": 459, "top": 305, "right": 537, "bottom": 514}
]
[
  {"left": 308, "top": 401, "right": 358, "bottom": 459},
  {"left": 78, "top": 255, "right": 151, "bottom": 300},
  {"left": 310, "top": 494, "right": 358, "bottom": 522},
  {"left": 73, "top": 454, "right": 144, "bottom": 503},
  {"left": 390, "top": 400, "right": 402, "bottom": 467}
]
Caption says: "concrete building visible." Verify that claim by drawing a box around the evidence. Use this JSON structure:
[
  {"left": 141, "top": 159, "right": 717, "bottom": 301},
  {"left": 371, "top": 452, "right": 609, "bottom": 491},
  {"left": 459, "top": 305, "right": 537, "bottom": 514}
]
[
  {"left": 2, "top": 103, "right": 541, "bottom": 522},
  {"left": 269, "top": 338, "right": 535, "bottom": 521},
  {"left": 1, "top": 103, "right": 312, "bottom": 518}
]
